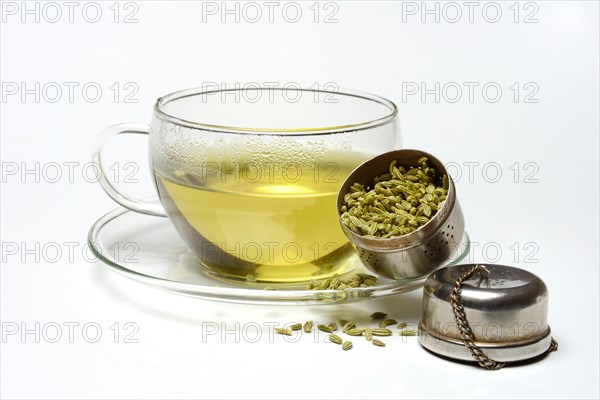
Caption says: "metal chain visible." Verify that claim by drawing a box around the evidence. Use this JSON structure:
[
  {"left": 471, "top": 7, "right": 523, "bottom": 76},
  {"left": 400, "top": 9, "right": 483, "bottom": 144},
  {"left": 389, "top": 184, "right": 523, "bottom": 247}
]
[
  {"left": 450, "top": 264, "right": 558, "bottom": 370},
  {"left": 450, "top": 265, "right": 505, "bottom": 370}
]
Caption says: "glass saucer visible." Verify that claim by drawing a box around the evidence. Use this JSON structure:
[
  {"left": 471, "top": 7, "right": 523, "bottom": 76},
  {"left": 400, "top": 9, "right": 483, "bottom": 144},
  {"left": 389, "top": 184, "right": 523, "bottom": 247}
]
[{"left": 88, "top": 207, "right": 471, "bottom": 305}]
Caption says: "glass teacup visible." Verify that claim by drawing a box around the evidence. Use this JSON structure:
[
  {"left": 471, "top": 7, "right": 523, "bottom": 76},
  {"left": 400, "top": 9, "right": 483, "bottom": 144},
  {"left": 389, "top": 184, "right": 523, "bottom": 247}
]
[{"left": 94, "top": 86, "right": 400, "bottom": 283}]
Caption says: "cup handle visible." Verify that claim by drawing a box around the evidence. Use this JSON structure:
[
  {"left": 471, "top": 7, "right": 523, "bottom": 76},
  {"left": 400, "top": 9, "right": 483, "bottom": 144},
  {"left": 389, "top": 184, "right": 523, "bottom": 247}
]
[{"left": 92, "top": 123, "right": 167, "bottom": 217}]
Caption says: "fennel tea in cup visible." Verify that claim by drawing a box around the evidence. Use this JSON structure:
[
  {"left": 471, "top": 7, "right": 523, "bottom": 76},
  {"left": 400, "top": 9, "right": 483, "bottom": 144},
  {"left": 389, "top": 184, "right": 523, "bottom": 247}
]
[{"left": 94, "top": 86, "right": 400, "bottom": 283}]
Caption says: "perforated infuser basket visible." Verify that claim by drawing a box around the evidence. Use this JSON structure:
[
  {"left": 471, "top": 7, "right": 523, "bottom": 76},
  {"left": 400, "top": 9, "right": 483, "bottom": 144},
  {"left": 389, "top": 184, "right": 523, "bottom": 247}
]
[{"left": 336, "top": 149, "right": 466, "bottom": 280}]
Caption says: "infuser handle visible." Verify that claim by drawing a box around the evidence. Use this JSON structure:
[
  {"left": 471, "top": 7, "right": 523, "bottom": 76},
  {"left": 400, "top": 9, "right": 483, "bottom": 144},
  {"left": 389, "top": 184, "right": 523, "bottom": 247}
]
[{"left": 92, "top": 123, "right": 167, "bottom": 217}]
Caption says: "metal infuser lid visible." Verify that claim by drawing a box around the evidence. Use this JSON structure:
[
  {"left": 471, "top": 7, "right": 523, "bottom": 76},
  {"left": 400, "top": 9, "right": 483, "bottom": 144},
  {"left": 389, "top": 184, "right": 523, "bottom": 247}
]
[{"left": 419, "top": 264, "right": 558, "bottom": 370}]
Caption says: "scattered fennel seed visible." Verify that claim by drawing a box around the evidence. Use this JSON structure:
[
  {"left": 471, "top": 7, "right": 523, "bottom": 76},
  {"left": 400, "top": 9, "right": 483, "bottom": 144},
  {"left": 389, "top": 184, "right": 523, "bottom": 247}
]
[
  {"left": 370, "top": 312, "right": 388, "bottom": 320},
  {"left": 306, "top": 273, "right": 378, "bottom": 290},
  {"left": 303, "top": 321, "right": 313, "bottom": 333},
  {"left": 378, "top": 319, "right": 398, "bottom": 328},
  {"left": 347, "top": 328, "right": 366, "bottom": 336},
  {"left": 400, "top": 330, "right": 418, "bottom": 336},
  {"left": 342, "top": 322, "right": 356, "bottom": 333},
  {"left": 275, "top": 328, "right": 292, "bottom": 336},
  {"left": 329, "top": 334, "right": 343, "bottom": 345},
  {"left": 290, "top": 323, "right": 302, "bottom": 331},
  {"left": 372, "top": 328, "right": 393, "bottom": 336}
]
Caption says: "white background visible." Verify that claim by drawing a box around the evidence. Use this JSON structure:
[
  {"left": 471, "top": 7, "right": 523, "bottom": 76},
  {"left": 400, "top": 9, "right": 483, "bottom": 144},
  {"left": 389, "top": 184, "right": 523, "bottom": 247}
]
[{"left": 1, "top": 1, "right": 599, "bottom": 399}]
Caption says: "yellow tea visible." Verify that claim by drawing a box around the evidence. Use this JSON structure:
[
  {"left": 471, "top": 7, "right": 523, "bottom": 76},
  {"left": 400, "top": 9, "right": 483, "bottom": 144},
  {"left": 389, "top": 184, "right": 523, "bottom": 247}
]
[{"left": 154, "top": 158, "right": 365, "bottom": 282}]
